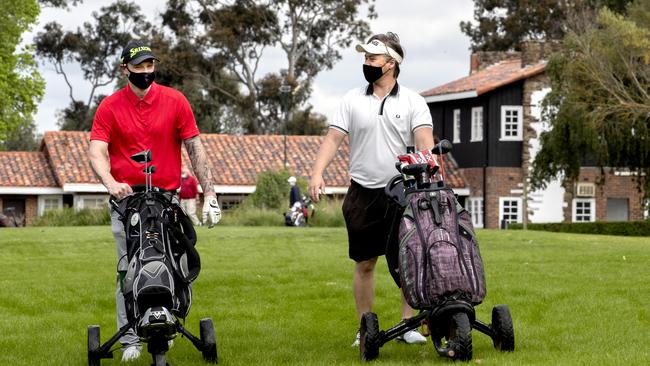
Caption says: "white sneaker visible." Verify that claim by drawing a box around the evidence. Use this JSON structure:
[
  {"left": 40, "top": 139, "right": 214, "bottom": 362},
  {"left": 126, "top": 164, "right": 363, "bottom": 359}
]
[
  {"left": 121, "top": 345, "right": 141, "bottom": 362},
  {"left": 351, "top": 330, "right": 360, "bottom": 347},
  {"left": 397, "top": 329, "right": 427, "bottom": 344},
  {"left": 168, "top": 339, "right": 174, "bottom": 349}
]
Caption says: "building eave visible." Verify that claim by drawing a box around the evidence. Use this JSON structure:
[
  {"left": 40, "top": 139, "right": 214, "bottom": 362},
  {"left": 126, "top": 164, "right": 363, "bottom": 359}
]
[
  {"left": 423, "top": 90, "right": 478, "bottom": 103},
  {"left": 0, "top": 187, "right": 64, "bottom": 195}
]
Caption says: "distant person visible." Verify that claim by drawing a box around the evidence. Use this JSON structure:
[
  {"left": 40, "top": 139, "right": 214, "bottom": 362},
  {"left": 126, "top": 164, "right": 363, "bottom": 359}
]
[
  {"left": 88, "top": 39, "right": 222, "bottom": 363},
  {"left": 179, "top": 167, "right": 201, "bottom": 226},
  {"left": 308, "top": 32, "right": 433, "bottom": 346},
  {"left": 288, "top": 176, "right": 303, "bottom": 209}
]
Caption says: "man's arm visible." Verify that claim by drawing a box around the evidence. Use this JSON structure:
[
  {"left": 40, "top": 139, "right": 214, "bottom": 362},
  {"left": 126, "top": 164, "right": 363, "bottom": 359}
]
[
  {"left": 183, "top": 136, "right": 215, "bottom": 197},
  {"left": 88, "top": 140, "right": 132, "bottom": 199},
  {"left": 308, "top": 128, "right": 346, "bottom": 202},
  {"left": 414, "top": 127, "right": 434, "bottom": 151}
]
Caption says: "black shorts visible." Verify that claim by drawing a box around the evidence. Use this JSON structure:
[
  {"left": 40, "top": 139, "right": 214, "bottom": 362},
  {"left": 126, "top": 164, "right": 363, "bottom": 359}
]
[{"left": 343, "top": 180, "right": 402, "bottom": 270}]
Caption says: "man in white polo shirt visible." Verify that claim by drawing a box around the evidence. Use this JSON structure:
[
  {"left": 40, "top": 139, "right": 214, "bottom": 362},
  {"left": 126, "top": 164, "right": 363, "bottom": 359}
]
[{"left": 308, "top": 32, "right": 434, "bottom": 346}]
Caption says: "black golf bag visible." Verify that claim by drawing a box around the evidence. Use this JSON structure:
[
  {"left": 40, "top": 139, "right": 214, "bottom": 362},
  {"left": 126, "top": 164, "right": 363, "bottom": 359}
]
[{"left": 114, "top": 189, "right": 201, "bottom": 338}]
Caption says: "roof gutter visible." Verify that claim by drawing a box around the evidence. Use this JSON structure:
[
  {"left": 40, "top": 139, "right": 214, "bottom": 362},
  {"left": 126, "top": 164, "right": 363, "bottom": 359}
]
[{"left": 423, "top": 90, "right": 478, "bottom": 103}]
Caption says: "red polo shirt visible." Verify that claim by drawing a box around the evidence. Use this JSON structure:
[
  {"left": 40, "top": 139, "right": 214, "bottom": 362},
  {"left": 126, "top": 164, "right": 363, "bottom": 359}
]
[{"left": 90, "top": 82, "right": 199, "bottom": 190}]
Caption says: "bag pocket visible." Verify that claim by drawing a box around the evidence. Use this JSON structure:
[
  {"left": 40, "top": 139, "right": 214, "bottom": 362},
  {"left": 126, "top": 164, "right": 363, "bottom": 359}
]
[{"left": 425, "top": 237, "right": 473, "bottom": 304}]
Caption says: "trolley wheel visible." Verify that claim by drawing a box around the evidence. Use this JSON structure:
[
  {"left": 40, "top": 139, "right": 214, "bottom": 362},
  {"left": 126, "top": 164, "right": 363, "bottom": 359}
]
[
  {"left": 200, "top": 318, "right": 218, "bottom": 363},
  {"left": 87, "top": 325, "right": 101, "bottom": 366},
  {"left": 447, "top": 312, "right": 472, "bottom": 361},
  {"left": 359, "top": 312, "right": 380, "bottom": 361},
  {"left": 491, "top": 305, "right": 515, "bottom": 351}
]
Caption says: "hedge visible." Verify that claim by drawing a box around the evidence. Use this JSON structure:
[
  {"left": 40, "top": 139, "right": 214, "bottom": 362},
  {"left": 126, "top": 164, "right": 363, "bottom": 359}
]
[{"left": 508, "top": 221, "right": 650, "bottom": 237}]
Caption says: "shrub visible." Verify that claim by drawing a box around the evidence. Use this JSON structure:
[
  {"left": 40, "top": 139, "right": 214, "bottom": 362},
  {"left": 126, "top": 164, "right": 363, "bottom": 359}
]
[
  {"left": 32, "top": 207, "right": 111, "bottom": 226},
  {"left": 508, "top": 221, "right": 650, "bottom": 236},
  {"left": 219, "top": 195, "right": 345, "bottom": 227},
  {"left": 219, "top": 202, "right": 284, "bottom": 227},
  {"left": 310, "top": 197, "right": 345, "bottom": 227},
  {"left": 249, "top": 169, "right": 292, "bottom": 209}
]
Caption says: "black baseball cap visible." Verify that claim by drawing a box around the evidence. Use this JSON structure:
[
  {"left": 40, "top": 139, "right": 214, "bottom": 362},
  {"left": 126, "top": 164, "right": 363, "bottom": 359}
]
[{"left": 120, "top": 40, "right": 160, "bottom": 65}]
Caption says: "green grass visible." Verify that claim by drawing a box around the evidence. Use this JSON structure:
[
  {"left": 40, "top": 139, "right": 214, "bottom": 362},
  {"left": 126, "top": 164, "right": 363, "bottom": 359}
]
[{"left": 0, "top": 227, "right": 648, "bottom": 365}]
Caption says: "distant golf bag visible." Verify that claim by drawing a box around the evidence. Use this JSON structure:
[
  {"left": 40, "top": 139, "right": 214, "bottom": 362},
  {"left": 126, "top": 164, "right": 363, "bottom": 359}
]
[
  {"left": 358, "top": 140, "right": 514, "bottom": 363},
  {"left": 87, "top": 150, "right": 217, "bottom": 366},
  {"left": 118, "top": 190, "right": 200, "bottom": 333}
]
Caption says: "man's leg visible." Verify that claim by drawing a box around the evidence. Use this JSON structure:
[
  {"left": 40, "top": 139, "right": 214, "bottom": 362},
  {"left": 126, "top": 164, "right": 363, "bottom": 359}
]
[
  {"left": 110, "top": 209, "right": 141, "bottom": 355},
  {"left": 186, "top": 198, "right": 201, "bottom": 226},
  {"left": 353, "top": 256, "right": 378, "bottom": 321}
]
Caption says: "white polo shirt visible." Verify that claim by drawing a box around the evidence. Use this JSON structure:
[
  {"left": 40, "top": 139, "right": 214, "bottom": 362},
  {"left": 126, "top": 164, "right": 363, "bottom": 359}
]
[{"left": 330, "top": 83, "right": 433, "bottom": 189}]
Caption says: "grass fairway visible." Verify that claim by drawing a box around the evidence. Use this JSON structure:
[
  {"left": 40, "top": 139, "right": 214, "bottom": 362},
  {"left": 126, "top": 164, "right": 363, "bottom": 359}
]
[{"left": 0, "top": 226, "right": 648, "bottom": 365}]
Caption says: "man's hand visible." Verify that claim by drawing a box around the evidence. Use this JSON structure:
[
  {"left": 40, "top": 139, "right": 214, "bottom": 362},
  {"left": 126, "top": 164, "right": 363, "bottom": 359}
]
[
  {"left": 107, "top": 181, "right": 133, "bottom": 200},
  {"left": 202, "top": 196, "right": 222, "bottom": 228},
  {"left": 308, "top": 175, "right": 325, "bottom": 203}
]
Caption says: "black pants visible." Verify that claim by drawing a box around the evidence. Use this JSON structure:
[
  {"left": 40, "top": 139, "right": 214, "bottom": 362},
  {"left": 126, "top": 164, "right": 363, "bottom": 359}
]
[{"left": 342, "top": 180, "right": 403, "bottom": 286}]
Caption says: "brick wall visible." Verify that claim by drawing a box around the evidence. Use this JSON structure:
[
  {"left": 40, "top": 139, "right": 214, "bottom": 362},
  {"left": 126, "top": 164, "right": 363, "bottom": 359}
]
[
  {"left": 461, "top": 167, "right": 524, "bottom": 229},
  {"left": 571, "top": 168, "right": 644, "bottom": 221},
  {"left": 25, "top": 197, "right": 38, "bottom": 226}
]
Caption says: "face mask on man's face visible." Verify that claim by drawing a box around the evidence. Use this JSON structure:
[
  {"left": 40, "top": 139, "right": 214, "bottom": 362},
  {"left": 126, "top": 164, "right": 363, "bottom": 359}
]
[
  {"left": 127, "top": 67, "right": 156, "bottom": 90},
  {"left": 362, "top": 62, "right": 389, "bottom": 84}
]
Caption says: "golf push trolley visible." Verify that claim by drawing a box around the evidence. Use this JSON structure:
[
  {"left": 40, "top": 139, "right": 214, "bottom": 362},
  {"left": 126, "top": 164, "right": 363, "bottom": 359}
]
[
  {"left": 87, "top": 150, "right": 217, "bottom": 366},
  {"left": 359, "top": 140, "right": 515, "bottom": 362}
]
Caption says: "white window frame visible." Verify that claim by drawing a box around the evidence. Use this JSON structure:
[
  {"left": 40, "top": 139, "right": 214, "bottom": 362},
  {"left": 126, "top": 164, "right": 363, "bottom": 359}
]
[
  {"left": 38, "top": 195, "right": 63, "bottom": 216},
  {"left": 572, "top": 198, "right": 596, "bottom": 222},
  {"left": 467, "top": 197, "right": 484, "bottom": 228},
  {"left": 471, "top": 107, "right": 483, "bottom": 142},
  {"left": 74, "top": 194, "right": 109, "bottom": 211},
  {"left": 499, "top": 197, "right": 522, "bottom": 224},
  {"left": 500, "top": 105, "right": 523, "bottom": 141},
  {"left": 453, "top": 109, "right": 461, "bottom": 143}
]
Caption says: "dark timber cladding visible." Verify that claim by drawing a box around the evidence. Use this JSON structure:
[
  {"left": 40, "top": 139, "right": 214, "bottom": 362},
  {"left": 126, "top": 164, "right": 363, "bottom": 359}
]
[{"left": 428, "top": 80, "right": 523, "bottom": 168}]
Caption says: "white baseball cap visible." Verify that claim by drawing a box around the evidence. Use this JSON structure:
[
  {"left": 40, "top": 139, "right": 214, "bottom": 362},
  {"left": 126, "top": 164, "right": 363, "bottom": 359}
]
[
  {"left": 287, "top": 176, "right": 297, "bottom": 184},
  {"left": 356, "top": 39, "right": 403, "bottom": 64}
]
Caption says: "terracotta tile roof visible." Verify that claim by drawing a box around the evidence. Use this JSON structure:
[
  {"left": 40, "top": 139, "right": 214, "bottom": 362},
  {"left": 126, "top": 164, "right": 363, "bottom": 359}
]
[
  {"left": 0, "top": 151, "right": 58, "bottom": 187},
  {"left": 439, "top": 153, "right": 465, "bottom": 189},
  {"left": 37, "top": 131, "right": 352, "bottom": 188},
  {"left": 4, "top": 131, "right": 466, "bottom": 190},
  {"left": 198, "top": 134, "right": 350, "bottom": 187},
  {"left": 421, "top": 59, "right": 546, "bottom": 98},
  {"left": 41, "top": 131, "right": 97, "bottom": 185}
]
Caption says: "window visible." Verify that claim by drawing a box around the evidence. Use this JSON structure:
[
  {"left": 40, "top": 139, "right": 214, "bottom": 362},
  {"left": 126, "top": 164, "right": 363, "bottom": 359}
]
[
  {"left": 471, "top": 107, "right": 483, "bottom": 142},
  {"left": 573, "top": 198, "right": 596, "bottom": 222},
  {"left": 38, "top": 195, "right": 62, "bottom": 216},
  {"left": 82, "top": 197, "right": 108, "bottom": 209},
  {"left": 75, "top": 195, "right": 109, "bottom": 210},
  {"left": 500, "top": 105, "right": 523, "bottom": 141},
  {"left": 467, "top": 197, "right": 484, "bottom": 228},
  {"left": 453, "top": 109, "right": 461, "bottom": 143},
  {"left": 499, "top": 197, "right": 522, "bottom": 225}
]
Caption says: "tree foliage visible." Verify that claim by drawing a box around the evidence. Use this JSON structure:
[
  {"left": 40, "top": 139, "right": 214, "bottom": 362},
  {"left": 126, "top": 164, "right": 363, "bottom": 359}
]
[
  {"left": 34, "top": 0, "right": 150, "bottom": 131},
  {"left": 530, "top": 3, "right": 650, "bottom": 198},
  {"left": 460, "top": 0, "right": 633, "bottom": 51},
  {"left": 158, "top": 0, "right": 375, "bottom": 134},
  {"left": 0, "top": 0, "right": 44, "bottom": 150}
]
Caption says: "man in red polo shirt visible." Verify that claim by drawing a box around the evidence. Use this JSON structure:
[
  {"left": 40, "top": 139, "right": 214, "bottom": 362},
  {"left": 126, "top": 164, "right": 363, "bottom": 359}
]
[
  {"left": 179, "top": 166, "right": 201, "bottom": 226},
  {"left": 88, "top": 40, "right": 221, "bottom": 362}
]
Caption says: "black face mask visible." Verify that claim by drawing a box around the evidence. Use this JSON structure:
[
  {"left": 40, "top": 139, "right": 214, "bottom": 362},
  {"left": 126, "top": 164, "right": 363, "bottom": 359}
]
[
  {"left": 128, "top": 70, "right": 156, "bottom": 90},
  {"left": 363, "top": 63, "right": 388, "bottom": 84}
]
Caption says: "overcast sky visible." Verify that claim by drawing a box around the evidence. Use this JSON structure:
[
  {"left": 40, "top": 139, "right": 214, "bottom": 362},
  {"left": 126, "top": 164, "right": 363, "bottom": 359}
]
[{"left": 27, "top": 0, "right": 475, "bottom": 133}]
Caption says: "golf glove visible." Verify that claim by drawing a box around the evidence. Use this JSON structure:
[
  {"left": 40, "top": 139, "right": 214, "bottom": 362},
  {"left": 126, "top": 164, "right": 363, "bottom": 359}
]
[{"left": 202, "top": 196, "right": 221, "bottom": 228}]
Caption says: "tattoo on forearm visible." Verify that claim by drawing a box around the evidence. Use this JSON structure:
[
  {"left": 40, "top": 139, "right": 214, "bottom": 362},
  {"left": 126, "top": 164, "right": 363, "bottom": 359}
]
[{"left": 184, "top": 136, "right": 215, "bottom": 195}]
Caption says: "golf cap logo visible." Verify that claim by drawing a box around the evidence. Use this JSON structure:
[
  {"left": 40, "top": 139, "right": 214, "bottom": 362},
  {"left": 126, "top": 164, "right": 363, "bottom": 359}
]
[{"left": 130, "top": 46, "right": 152, "bottom": 58}]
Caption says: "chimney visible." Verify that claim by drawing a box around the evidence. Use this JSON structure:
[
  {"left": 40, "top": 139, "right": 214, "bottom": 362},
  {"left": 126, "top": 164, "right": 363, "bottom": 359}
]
[
  {"left": 469, "top": 51, "right": 521, "bottom": 75},
  {"left": 520, "top": 40, "right": 561, "bottom": 67}
]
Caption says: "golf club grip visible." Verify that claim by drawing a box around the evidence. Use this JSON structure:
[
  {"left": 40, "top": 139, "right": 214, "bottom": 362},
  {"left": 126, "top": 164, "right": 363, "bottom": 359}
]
[{"left": 431, "top": 139, "right": 452, "bottom": 155}]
